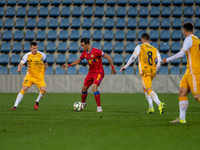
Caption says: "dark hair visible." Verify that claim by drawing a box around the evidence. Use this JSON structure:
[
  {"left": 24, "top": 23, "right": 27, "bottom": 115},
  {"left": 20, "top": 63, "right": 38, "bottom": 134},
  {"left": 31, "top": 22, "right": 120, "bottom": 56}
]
[
  {"left": 30, "top": 41, "right": 38, "bottom": 47},
  {"left": 183, "top": 22, "right": 194, "bottom": 32},
  {"left": 141, "top": 33, "right": 150, "bottom": 41},
  {"left": 81, "top": 38, "right": 90, "bottom": 45}
]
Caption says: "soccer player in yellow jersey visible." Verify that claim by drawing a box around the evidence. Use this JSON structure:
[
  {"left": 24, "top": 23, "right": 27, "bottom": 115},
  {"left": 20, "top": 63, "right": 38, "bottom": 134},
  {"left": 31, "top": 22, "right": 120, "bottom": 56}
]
[
  {"left": 162, "top": 22, "right": 200, "bottom": 123},
  {"left": 12, "top": 42, "right": 47, "bottom": 110},
  {"left": 120, "top": 33, "right": 165, "bottom": 115}
]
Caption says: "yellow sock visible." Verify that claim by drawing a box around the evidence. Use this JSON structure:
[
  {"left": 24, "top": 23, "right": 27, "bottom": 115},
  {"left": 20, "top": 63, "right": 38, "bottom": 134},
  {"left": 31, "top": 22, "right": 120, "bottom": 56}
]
[{"left": 20, "top": 90, "right": 25, "bottom": 95}]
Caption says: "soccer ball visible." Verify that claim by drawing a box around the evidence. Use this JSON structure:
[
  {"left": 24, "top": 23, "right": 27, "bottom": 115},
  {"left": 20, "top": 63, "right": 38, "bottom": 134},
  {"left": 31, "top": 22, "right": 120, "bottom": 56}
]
[{"left": 73, "top": 101, "right": 83, "bottom": 112}]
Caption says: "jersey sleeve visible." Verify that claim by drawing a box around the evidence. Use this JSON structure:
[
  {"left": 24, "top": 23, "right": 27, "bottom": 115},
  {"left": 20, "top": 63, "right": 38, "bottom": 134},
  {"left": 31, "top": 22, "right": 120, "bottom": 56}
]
[
  {"left": 96, "top": 49, "right": 105, "bottom": 57},
  {"left": 42, "top": 52, "right": 47, "bottom": 63},
  {"left": 133, "top": 45, "right": 141, "bottom": 56},
  {"left": 21, "top": 53, "right": 28, "bottom": 63},
  {"left": 80, "top": 52, "right": 85, "bottom": 60},
  {"left": 181, "top": 35, "right": 193, "bottom": 52}
]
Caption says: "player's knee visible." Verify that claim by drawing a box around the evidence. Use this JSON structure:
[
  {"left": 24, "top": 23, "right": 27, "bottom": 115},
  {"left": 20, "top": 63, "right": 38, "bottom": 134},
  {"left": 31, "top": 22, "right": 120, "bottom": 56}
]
[
  {"left": 82, "top": 86, "right": 88, "bottom": 92},
  {"left": 40, "top": 87, "right": 46, "bottom": 93},
  {"left": 92, "top": 85, "right": 98, "bottom": 92}
]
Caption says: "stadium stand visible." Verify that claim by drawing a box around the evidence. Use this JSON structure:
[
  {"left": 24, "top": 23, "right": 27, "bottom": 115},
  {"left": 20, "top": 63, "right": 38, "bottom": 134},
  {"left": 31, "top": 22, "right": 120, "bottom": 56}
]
[
  {"left": 82, "top": 18, "right": 92, "bottom": 28},
  {"left": 15, "top": 19, "right": 25, "bottom": 28},
  {"left": 94, "top": 18, "right": 103, "bottom": 28},
  {"left": 4, "top": 19, "right": 14, "bottom": 28},
  {"left": 67, "top": 66, "right": 77, "bottom": 74},
  {"left": 21, "top": 67, "right": 27, "bottom": 75},
  {"left": 10, "top": 54, "right": 20, "bottom": 65},
  {"left": 79, "top": 66, "right": 88, "bottom": 75},
  {"left": 69, "top": 42, "right": 79, "bottom": 52},
  {"left": 0, "top": 54, "right": 9, "bottom": 65},
  {"left": 103, "top": 42, "right": 113, "bottom": 53},
  {"left": 38, "top": 42, "right": 45, "bottom": 52},
  {"left": 9, "top": 67, "right": 18, "bottom": 74},
  {"left": 58, "top": 42, "right": 67, "bottom": 53},
  {"left": 12, "top": 42, "right": 22, "bottom": 53},
  {"left": 46, "top": 67, "right": 54, "bottom": 74},
  {"left": 0, "top": 67, "right": 8, "bottom": 74},
  {"left": 92, "top": 42, "right": 101, "bottom": 50},
  {"left": 124, "top": 67, "right": 134, "bottom": 74},
  {"left": 55, "top": 66, "right": 65, "bottom": 75},
  {"left": 56, "top": 54, "right": 66, "bottom": 64},
  {"left": 104, "top": 66, "right": 111, "bottom": 75}
]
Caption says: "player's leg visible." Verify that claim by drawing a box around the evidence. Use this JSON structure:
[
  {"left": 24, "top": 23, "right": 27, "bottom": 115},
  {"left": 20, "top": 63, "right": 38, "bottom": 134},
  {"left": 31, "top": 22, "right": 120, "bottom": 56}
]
[{"left": 143, "top": 87, "right": 154, "bottom": 114}]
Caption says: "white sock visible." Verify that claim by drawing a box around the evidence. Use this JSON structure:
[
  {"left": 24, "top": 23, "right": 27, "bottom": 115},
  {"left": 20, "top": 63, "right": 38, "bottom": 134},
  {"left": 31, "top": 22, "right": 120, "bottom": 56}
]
[
  {"left": 36, "top": 92, "right": 45, "bottom": 102},
  {"left": 149, "top": 91, "right": 161, "bottom": 106},
  {"left": 179, "top": 100, "right": 188, "bottom": 120},
  {"left": 14, "top": 93, "right": 24, "bottom": 107},
  {"left": 145, "top": 92, "right": 153, "bottom": 109}
]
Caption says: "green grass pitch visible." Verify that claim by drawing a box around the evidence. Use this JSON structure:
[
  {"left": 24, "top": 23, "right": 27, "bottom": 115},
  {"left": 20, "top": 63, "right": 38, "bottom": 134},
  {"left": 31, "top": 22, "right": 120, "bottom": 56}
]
[{"left": 1, "top": 93, "right": 200, "bottom": 150}]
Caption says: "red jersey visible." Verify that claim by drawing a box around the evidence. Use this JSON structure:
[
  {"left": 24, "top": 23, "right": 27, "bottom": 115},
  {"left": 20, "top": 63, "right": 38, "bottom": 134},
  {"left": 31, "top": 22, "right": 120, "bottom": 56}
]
[{"left": 80, "top": 47, "right": 105, "bottom": 73}]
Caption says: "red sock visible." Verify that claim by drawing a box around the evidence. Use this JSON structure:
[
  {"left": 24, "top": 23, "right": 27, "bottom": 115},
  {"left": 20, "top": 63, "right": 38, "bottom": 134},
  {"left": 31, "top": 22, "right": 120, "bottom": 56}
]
[
  {"left": 94, "top": 91, "right": 101, "bottom": 107},
  {"left": 81, "top": 91, "right": 88, "bottom": 103}
]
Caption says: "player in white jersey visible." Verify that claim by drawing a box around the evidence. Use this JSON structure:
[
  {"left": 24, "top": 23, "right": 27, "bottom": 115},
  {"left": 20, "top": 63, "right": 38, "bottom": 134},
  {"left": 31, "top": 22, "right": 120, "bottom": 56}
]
[{"left": 162, "top": 22, "right": 200, "bottom": 123}]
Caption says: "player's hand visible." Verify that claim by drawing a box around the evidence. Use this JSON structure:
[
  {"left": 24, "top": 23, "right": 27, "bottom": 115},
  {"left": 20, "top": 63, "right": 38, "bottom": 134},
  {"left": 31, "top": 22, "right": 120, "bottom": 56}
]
[
  {"left": 112, "top": 69, "right": 117, "bottom": 74},
  {"left": 162, "top": 58, "right": 167, "bottom": 65},
  {"left": 62, "top": 64, "right": 69, "bottom": 69},
  {"left": 119, "top": 67, "right": 125, "bottom": 72},
  {"left": 17, "top": 68, "right": 21, "bottom": 73}
]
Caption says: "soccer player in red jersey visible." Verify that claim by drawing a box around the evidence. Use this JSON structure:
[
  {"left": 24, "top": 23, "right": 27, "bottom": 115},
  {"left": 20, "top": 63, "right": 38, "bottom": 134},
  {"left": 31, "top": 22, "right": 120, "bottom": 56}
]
[{"left": 62, "top": 38, "right": 117, "bottom": 112}]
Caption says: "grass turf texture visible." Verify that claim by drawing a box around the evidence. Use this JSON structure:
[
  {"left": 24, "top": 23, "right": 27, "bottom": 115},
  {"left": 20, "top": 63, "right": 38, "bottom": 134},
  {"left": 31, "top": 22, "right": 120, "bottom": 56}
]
[{"left": 1, "top": 93, "right": 200, "bottom": 150}]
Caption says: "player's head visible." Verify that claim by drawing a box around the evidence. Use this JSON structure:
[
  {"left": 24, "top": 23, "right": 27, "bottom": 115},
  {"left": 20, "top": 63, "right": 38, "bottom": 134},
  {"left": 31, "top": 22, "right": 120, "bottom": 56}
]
[
  {"left": 30, "top": 41, "right": 38, "bottom": 55},
  {"left": 141, "top": 33, "right": 150, "bottom": 43},
  {"left": 183, "top": 22, "right": 194, "bottom": 36},
  {"left": 81, "top": 38, "right": 91, "bottom": 51}
]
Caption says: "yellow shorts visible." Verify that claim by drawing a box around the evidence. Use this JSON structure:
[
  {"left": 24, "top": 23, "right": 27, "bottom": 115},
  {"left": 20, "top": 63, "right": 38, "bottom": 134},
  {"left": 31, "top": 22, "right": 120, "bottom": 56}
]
[
  {"left": 180, "top": 73, "right": 200, "bottom": 95},
  {"left": 141, "top": 75, "right": 154, "bottom": 89},
  {"left": 22, "top": 75, "right": 46, "bottom": 88}
]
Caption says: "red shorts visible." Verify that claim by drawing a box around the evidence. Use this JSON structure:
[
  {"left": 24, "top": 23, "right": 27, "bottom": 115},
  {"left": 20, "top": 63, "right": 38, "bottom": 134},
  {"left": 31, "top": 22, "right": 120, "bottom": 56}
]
[{"left": 84, "top": 72, "right": 105, "bottom": 87}]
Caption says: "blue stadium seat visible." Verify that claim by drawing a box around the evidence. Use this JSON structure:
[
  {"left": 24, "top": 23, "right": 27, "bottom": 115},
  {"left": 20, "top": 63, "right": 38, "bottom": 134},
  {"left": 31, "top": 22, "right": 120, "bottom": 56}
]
[
  {"left": 115, "top": 66, "right": 122, "bottom": 75},
  {"left": 150, "top": 42, "right": 158, "bottom": 49},
  {"left": 103, "top": 42, "right": 113, "bottom": 53},
  {"left": 40, "top": 0, "right": 50, "bottom": 5},
  {"left": 102, "top": 54, "right": 112, "bottom": 65},
  {"left": 150, "top": 30, "right": 159, "bottom": 41},
  {"left": 83, "top": 7, "right": 93, "bottom": 16},
  {"left": 128, "top": 7, "right": 137, "bottom": 17},
  {"left": 125, "top": 54, "right": 132, "bottom": 63},
  {"left": 107, "top": 0, "right": 116, "bottom": 5},
  {"left": 49, "top": 19, "right": 58, "bottom": 28},
  {"left": 71, "top": 18, "right": 81, "bottom": 28},
  {"left": 195, "top": 19, "right": 200, "bottom": 29},
  {"left": 69, "top": 42, "right": 79, "bottom": 52},
  {"left": 6, "top": 7, "right": 15, "bottom": 17},
  {"left": 159, "top": 66, "right": 169, "bottom": 74},
  {"left": 0, "top": 54, "right": 9, "bottom": 64},
  {"left": 182, "top": 55, "right": 187, "bottom": 65},
  {"left": 23, "top": 42, "right": 30, "bottom": 52},
  {"left": 70, "top": 30, "right": 80, "bottom": 40},
  {"left": 28, "top": 7, "right": 37, "bottom": 17},
  {"left": 196, "top": 0, "right": 200, "bottom": 5},
  {"left": 127, "top": 30, "right": 136, "bottom": 40},
  {"left": 105, "top": 18, "right": 115, "bottom": 28},
  {"left": 138, "top": 30, "right": 147, "bottom": 40},
  {"left": 21, "top": 66, "right": 27, "bottom": 75},
  {"left": 57, "top": 42, "right": 67, "bottom": 52},
  {"left": 7, "top": 0, "right": 17, "bottom": 5},
  {"left": 85, "top": 0, "right": 94, "bottom": 5},
  {"left": 117, "top": 7, "right": 126, "bottom": 17},
  {"left": 82, "top": 18, "right": 92, "bottom": 28},
  {"left": 38, "top": 42, "right": 45, "bottom": 52},
  {"left": 10, "top": 54, "right": 20, "bottom": 65},
  {"left": 103, "top": 66, "right": 111, "bottom": 75},
  {"left": 184, "top": 0, "right": 194, "bottom": 5},
  {"left": 182, "top": 66, "right": 187, "bottom": 74},
  {"left": 9, "top": 67, "right": 18, "bottom": 74},
  {"left": 45, "top": 67, "right": 54, "bottom": 74},
  {"left": 72, "top": 7, "right": 82, "bottom": 17},
  {"left": 26, "top": 19, "right": 36, "bottom": 28},
  {"left": 93, "top": 30, "right": 102, "bottom": 40},
  {"left": 118, "top": 0, "right": 127, "bottom": 5},
  {"left": 140, "top": 0, "right": 149, "bottom": 5},
  {"left": 171, "top": 42, "right": 181, "bottom": 52},
  {"left": 12, "top": 42, "right": 22, "bottom": 53},
  {"left": 3, "top": 30, "right": 12, "bottom": 40},
  {"left": 79, "top": 66, "right": 88, "bottom": 75},
  {"left": 151, "top": 0, "right": 161, "bottom": 5},
  {"left": 126, "top": 42, "right": 135, "bottom": 53},
  {"left": 82, "top": 30, "right": 91, "bottom": 39},
  {"left": 160, "top": 42, "right": 169, "bottom": 52},
  {"left": 161, "top": 18, "right": 171, "bottom": 28},
  {"left": 115, "top": 30, "right": 125, "bottom": 41},
  {"left": 196, "top": 30, "right": 200, "bottom": 38},
  {"left": 67, "top": 66, "right": 77, "bottom": 74},
  {"left": 1, "top": 42, "right": 11, "bottom": 53},
  {"left": 150, "top": 7, "right": 160, "bottom": 17},
  {"left": 55, "top": 66, "right": 65, "bottom": 75},
  {"left": 184, "top": 18, "right": 193, "bottom": 24},
  {"left": 106, "top": 7, "right": 115, "bottom": 17},
  {"left": 61, "top": 7, "right": 71, "bottom": 17},
  {"left": 162, "top": 0, "right": 172, "bottom": 5},
  {"left": 184, "top": 7, "right": 193, "bottom": 17},
  {"left": 95, "top": 7, "right": 104, "bottom": 17},
  {"left": 104, "top": 30, "right": 114, "bottom": 41},
  {"left": 38, "top": 19, "right": 47, "bottom": 28},
  {"left": 124, "top": 67, "right": 134, "bottom": 74},
  {"left": 63, "top": 0, "right": 72, "bottom": 5},
  {"left": 161, "top": 7, "right": 171, "bottom": 17},
  {"left": 92, "top": 42, "right": 101, "bottom": 49},
  {"left": 51, "top": 0, "right": 61, "bottom": 5},
  {"left": 4, "top": 19, "right": 14, "bottom": 28},
  {"left": 114, "top": 42, "right": 124, "bottom": 53},
  {"left": 127, "top": 18, "right": 137, "bottom": 29},
  {"left": 160, "top": 30, "right": 170, "bottom": 41},
  {"left": 0, "top": 67, "right": 8, "bottom": 74},
  {"left": 29, "top": 0, "right": 39, "bottom": 5},
  {"left": 60, "top": 18, "right": 70, "bottom": 28},
  {"left": 94, "top": 18, "right": 103, "bottom": 28},
  {"left": 74, "top": 0, "right": 83, "bottom": 5},
  {"left": 0, "top": 0, "right": 5, "bottom": 5},
  {"left": 150, "top": 18, "right": 159, "bottom": 29},
  {"left": 46, "top": 54, "right": 55, "bottom": 64},
  {"left": 172, "top": 30, "right": 182, "bottom": 40},
  {"left": 139, "top": 7, "right": 148, "bottom": 17},
  {"left": 0, "top": 7, "right": 4, "bottom": 17},
  {"left": 170, "top": 67, "right": 180, "bottom": 74},
  {"left": 59, "top": 30, "right": 68, "bottom": 40},
  {"left": 25, "top": 30, "right": 35, "bottom": 40},
  {"left": 116, "top": 18, "right": 126, "bottom": 28},
  {"left": 114, "top": 54, "right": 123, "bottom": 65},
  {"left": 56, "top": 54, "right": 66, "bottom": 64},
  {"left": 15, "top": 19, "right": 25, "bottom": 28},
  {"left": 17, "top": 7, "right": 26, "bottom": 17},
  {"left": 161, "top": 54, "right": 169, "bottom": 60},
  {"left": 195, "top": 7, "right": 200, "bottom": 17},
  {"left": 0, "top": 19, "right": 2, "bottom": 28},
  {"left": 46, "top": 42, "right": 56, "bottom": 52},
  {"left": 173, "top": 0, "right": 182, "bottom": 5},
  {"left": 172, "top": 18, "right": 182, "bottom": 29},
  {"left": 173, "top": 7, "right": 182, "bottom": 17},
  {"left": 139, "top": 18, "right": 148, "bottom": 29},
  {"left": 48, "top": 30, "right": 57, "bottom": 40},
  {"left": 129, "top": 0, "right": 138, "bottom": 5},
  {"left": 68, "top": 54, "right": 78, "bottom": 64},
  {"left": 50, "top": 7, "right": 60, "bottom": 17},
  {"left": 96, "top": 0, "right": 105, "bottom": 5}
]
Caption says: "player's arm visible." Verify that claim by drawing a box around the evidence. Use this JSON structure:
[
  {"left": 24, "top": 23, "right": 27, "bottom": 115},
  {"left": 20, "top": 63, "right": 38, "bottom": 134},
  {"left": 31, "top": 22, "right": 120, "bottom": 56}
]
[
  {"left": 17, "top": 62, "right": 25, "bottom": 73},
  {"left": 103, "top": 53, "right": 117, "bottom": 74},
  {"left": 62, "top": 59, "right": 82, "bottom": 69},
  {"left": 156, "top": 50, "right": 161, "bottom": 73},
  {"left": 44, "top": 62, "right": 47, "bottom": 72}
]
